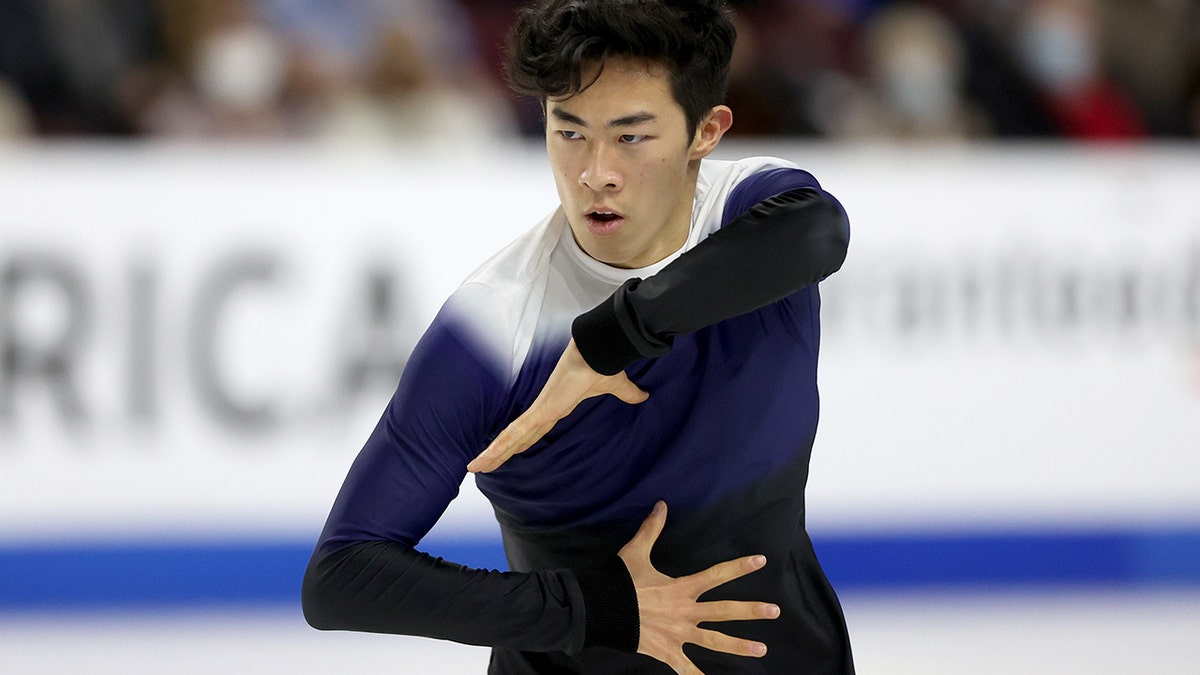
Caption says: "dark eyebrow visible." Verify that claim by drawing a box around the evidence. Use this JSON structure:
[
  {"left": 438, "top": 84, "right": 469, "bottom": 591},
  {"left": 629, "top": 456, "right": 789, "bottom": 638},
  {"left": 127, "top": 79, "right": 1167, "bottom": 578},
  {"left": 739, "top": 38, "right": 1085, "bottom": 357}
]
[
  {"left": 550, "top": 108, "right": 657, "bottom": 129},
  {"left": 550, "top": 108, "right": 587, "bottom": 126},
  {"left": 607, "top": 112, "right": 656, "bottom": 128}
]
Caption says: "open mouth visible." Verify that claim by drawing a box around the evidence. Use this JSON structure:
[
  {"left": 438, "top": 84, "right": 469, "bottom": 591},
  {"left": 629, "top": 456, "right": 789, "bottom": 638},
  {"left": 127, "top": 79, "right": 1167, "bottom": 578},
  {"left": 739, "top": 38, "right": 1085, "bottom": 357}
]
[{"left": 584, "top": 210, "right": 625, "bottom": 236}]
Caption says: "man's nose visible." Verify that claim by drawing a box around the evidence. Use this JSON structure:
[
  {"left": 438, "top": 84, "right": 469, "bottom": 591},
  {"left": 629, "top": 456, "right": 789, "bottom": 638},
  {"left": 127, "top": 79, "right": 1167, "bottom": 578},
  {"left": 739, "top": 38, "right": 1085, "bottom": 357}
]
[{"left": 580, "top": 144, "right": 622, "bottom": 192}]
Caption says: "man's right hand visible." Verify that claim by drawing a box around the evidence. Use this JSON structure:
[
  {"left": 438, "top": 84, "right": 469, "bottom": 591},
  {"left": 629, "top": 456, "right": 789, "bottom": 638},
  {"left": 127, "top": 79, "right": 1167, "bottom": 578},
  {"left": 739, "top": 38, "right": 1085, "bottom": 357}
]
[
  {"left": 467, "top": 339, "right": 648, "bottom": 474},
  {"left": 618, "top": 501, "right": 780, "bottom": 675}
]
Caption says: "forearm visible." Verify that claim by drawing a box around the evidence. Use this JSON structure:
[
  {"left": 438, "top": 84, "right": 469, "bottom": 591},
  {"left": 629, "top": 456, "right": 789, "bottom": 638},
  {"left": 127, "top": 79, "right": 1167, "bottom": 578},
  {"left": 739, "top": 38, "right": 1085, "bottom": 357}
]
[
  {"left": 301, "top": 540, "right": 638, "bottom": 654},
  {"left": 573, "top": 187, "right": 849, "bottom": 374}
]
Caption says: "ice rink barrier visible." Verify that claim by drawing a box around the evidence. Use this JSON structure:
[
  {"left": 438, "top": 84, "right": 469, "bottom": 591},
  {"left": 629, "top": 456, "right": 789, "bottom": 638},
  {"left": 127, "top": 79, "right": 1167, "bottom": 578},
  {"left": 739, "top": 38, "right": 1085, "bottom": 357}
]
[{"left": 1, "top": 142, "right": 1197, "bottom": 610}]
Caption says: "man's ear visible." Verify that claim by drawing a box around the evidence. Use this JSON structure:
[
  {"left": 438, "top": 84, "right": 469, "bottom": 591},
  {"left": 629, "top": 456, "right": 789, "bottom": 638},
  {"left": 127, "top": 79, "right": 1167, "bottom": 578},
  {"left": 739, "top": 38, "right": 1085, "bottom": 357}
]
[{"left": 689, "top": 105, "right": 733, "bottom": 160}]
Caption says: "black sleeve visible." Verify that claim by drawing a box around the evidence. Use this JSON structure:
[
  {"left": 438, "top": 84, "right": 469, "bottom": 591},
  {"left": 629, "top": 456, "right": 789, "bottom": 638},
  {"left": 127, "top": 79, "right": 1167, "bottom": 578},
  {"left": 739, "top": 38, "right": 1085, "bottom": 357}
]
[
  {"left": 301, "top": 541, "right": 639, "bottom": 655},
  {"left": 572, "top": 187, "right": 850, "bottom": 375}
]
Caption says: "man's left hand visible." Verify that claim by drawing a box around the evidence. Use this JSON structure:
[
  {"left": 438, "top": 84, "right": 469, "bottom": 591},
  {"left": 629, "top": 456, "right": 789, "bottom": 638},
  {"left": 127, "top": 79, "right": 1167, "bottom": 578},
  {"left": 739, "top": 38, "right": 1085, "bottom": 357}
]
[{"left": 467, "top": 339, "right": 648, "bottom": 473}]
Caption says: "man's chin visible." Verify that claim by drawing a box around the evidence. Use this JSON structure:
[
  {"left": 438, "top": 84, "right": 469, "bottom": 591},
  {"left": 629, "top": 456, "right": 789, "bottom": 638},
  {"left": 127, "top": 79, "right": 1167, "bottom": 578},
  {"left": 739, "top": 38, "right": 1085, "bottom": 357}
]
[{"left": 581, "top": 241, "right": 639, "bottom": 269}]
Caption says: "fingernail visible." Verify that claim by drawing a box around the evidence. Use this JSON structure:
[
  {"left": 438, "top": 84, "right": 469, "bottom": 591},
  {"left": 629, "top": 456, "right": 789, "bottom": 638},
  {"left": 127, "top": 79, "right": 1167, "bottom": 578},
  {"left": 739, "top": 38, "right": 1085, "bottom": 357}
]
[
  {"left": 751, "top": 555, "right": 766, "bottom": 567},
  {"left": 751, "top": 643, "right": 767, "bottom": 657},
  {"left": 764, "top": 604, "right": 780, "bottom": 618},
  {"left": 653, "top": 500, "right": 665, "bottom": 514}
]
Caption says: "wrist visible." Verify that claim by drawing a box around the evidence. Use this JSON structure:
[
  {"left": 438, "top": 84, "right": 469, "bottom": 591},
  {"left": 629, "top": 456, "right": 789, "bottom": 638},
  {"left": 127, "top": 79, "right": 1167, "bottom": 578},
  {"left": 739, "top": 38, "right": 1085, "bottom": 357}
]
[{"left": 573, "top": 556, "right": 640, "bottom": 652}]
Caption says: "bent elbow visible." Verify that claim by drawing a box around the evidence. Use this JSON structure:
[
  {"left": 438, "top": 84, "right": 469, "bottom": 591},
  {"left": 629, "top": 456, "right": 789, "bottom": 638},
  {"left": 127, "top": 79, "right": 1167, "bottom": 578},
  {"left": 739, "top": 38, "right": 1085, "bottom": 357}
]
[
  {"left": 804, "top": 196, "right": 850, "bottom": 281},
  {"left": 301, "top": 554, "right": 338, "bottom": 631},
  {"left": 823, "top": 211, "right": 851, "bottom": 275}
]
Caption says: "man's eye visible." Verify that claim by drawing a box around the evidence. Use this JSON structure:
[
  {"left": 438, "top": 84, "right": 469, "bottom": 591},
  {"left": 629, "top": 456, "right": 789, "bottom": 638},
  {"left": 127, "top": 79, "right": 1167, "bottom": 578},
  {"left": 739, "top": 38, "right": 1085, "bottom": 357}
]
[
  {"left": 559, "top": 130, "right": 583, "bottom": 140},
  {"left": 620, "top": 134, "right": 647, "bottom": 143}
]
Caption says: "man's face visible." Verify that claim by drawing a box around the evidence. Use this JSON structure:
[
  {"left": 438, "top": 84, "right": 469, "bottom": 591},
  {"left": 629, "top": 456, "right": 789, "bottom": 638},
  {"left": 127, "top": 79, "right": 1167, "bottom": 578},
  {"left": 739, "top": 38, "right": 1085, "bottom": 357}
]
[{"left": 545, "top": 57, "right": 721, "bottom": 269}]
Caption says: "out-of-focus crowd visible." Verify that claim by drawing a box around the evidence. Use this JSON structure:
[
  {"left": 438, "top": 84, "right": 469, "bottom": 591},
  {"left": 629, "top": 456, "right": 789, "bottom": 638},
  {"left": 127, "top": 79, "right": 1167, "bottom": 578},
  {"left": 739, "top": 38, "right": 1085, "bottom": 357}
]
[{"left": 0, "top": 0, "right": 1196, "bottom": 142}]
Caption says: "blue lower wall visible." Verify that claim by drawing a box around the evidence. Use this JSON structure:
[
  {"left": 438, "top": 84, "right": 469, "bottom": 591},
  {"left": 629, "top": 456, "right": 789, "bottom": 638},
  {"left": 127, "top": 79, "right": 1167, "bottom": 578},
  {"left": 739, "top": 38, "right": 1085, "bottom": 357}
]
[{"left": 2, "top": 526, "right": 1198, "bottom": 611}]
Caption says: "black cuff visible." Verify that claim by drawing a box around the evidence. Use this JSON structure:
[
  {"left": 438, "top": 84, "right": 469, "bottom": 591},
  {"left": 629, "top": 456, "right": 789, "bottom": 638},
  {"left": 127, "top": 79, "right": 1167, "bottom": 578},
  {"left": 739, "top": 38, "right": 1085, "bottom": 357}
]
[
  {"left": 573, "top": 557, "right": 640, "bottom": 653},
  {"left": 572, "top": 286, "right": 644, "bottom": 376}
]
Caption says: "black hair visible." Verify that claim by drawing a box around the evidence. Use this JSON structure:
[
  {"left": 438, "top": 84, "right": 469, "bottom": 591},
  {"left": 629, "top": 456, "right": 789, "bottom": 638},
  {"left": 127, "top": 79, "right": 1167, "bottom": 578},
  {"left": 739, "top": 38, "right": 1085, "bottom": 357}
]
[{"left": 505, "top": 0, "right": 737, "bottom": 137}]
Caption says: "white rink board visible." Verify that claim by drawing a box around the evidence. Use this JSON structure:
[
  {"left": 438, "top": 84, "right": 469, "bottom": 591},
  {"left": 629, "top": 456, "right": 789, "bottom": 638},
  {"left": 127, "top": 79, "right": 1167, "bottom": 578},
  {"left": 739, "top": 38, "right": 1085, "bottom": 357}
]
[{"left": 0, "top": 142, "right": 1197, "bottom": 542}]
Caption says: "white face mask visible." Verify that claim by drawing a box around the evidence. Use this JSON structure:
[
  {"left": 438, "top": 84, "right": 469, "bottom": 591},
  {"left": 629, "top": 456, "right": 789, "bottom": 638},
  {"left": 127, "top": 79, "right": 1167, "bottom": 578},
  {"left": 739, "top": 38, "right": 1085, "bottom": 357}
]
[
  {"left": 1017, "top": 9, "right": 1098, "bottom": 96},
  {"left": 194, "top": 25, "right": 287, "bottom": 112},
  {"left": 882, "top": 48, "right": 956, "bottom": 124}
]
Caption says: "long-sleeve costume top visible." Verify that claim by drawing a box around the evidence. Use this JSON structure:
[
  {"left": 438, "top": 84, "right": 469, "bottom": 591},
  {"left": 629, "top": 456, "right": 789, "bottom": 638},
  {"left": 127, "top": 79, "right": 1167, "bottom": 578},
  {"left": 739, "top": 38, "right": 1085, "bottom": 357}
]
[{"left": 303, "top": 156, "right": 853, "bottom": 674}]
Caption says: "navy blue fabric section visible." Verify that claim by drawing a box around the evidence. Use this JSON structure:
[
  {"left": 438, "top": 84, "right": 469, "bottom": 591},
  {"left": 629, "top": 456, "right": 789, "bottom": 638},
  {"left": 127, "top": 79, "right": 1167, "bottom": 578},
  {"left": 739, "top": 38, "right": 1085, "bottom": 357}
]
[
  {"left": 315, "top": 313, "right": 506, "bottom": 553},
  {"left": 721, "top": 167, "right": 820, "bottom": 223},
  {"left": 475, "top": 287, "right": 822, "bottom": 530},
  {"left": 5, "top": 526, "right": 1200, "bottom": 610}
]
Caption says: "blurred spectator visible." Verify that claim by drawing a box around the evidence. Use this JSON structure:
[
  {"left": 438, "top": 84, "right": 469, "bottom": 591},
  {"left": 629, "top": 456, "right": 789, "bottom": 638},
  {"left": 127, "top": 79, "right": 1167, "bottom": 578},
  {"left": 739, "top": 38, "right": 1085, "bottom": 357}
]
[
  {"left": 724, "top": 9, "right": 808, "bottom": 135},
  {"left": 134, "top": 0, "right": 512, "bottom": 141},
  {"left": 454, "top": 0, "right": 548, "bottom": 136},
  {"left": 311, "top": 23, "right": 516, "bottom": 143},
  {"left": 0, "top": 0, "right": 163, "bottom": 135},
  {"left": 1012, "top": 0, "right": 1146, "bottom": 139},
  {"left": 855, "top": 2, "right": 989, "bottom": 140},
  {"left": 724, "top": 0, "right": 858, "bottom": 137},
  {"left": 254, "top": 0, "right": 515, "bottom": 143},
  {"left": 138, "top": 0, "right": 298, "bottom": 137},
  {"left": 1098, "top": 0, "right": 1198, "bottom": 137},
  {"left": 0, "top": 78, "right": 34, "bottom": 138},
  {"left": 954, "top": 0, "right": 1060, "bottom": 137}
]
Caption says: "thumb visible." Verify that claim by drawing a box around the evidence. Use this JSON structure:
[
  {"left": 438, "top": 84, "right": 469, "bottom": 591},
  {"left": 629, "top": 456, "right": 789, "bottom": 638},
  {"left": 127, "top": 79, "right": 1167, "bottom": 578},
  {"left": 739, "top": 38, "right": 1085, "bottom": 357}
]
[
  {"left": 610, "top": 372, "right": 650, "bottom": 405},
  {"left": 623, "top": 500, "right": 667, "bottom": 558}
]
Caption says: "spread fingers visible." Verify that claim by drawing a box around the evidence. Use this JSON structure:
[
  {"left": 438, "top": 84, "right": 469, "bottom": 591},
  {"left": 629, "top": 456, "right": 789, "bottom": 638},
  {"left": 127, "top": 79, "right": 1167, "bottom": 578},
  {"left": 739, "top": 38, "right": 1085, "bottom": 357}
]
[
  {"left": 695, "top": 600, "right": 780, "bottom": 623},
  {"left": 691, "top": 628, "right": 769, "bottom": 659},
  {"left": 685, "top": 554, "right": 767, "bottom": 595}
]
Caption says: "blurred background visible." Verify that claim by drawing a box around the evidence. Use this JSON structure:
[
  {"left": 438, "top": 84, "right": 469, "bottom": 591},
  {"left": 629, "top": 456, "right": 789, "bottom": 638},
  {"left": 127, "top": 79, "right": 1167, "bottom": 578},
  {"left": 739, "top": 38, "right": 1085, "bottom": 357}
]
[
  {"left": 1, "top": 0, "right": 1199, "bottom": 141},
  {"left": 1, "top": 0, "right": 1198, "bottom": 673}
]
